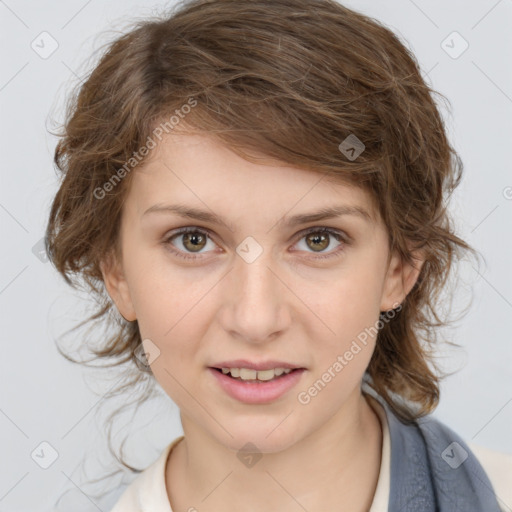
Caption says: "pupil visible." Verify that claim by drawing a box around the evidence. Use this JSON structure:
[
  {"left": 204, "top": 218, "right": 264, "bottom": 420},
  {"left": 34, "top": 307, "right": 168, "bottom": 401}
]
[
  {"left": 308, "top": 233, "right": 328, "bottom": 251},
  {"left": 184, "top": 232, "right": 205, "bottom": 251}
]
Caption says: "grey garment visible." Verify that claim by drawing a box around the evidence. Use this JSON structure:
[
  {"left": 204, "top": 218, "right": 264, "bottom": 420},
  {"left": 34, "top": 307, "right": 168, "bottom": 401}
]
[{"left": 372, "top": 393, "right": 502, "bottom": 511}]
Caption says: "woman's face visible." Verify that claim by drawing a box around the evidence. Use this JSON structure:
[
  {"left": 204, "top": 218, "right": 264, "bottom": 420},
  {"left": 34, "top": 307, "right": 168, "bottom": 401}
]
[{"left": 102, "top": 132, "right": 419, "bottom": 452}]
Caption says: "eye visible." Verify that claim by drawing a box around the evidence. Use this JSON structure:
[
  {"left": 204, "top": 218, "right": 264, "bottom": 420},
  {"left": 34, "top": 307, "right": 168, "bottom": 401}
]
[
  {"left": 293, "top": 226, "right": 348, "bottom": 259},
  {"left": 163, "top": 227, "right": 216, "bottom": 261},
  {"left": 162, "top": 226, "right": 349, "bottom": 261}
]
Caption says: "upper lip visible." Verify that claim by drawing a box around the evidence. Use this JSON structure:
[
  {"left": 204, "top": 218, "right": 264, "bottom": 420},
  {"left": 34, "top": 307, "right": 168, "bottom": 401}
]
[{"left": 210, "top": 359, "right": 304, "bottom": 371}]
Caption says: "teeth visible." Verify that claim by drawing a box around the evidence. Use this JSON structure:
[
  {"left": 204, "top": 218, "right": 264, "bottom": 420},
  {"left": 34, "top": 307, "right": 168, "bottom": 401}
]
[{"left": 220, "top": 367, "right": 293, "bottom": 381}]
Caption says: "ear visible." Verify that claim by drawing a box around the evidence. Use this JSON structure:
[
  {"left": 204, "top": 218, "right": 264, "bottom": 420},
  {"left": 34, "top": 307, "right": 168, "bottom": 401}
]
[
  {"left": 100, "top": 252, "right": 137, "bottom": 322},
  {"left": 380, "top": 247, "right": 425, "bottom": 312}
]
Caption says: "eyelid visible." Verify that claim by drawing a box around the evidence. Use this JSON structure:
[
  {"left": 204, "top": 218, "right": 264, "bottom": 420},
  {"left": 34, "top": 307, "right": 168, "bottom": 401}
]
[
  {"left": 164, "top": 224, "right": 350, "bottom": 242},
  {"left": 163, "top": 225, "right": 351, "bottom": 261}
]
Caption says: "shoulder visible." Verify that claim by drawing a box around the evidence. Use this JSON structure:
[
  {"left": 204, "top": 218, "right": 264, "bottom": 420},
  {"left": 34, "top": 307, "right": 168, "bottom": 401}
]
[
  {"left": 468, "top": 442, "right": 512, "bottom": 512},
  {"left": 416, "top": 413, "right": 511, "bottom": 512},
  {"left": 109, "top": 436, "right": 184, "bottom": 512}
]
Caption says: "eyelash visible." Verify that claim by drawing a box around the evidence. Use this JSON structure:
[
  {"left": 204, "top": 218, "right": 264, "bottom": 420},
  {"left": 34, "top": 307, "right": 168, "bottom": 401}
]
[{"left": 162, "top": 226, "right": 350, "bottom": 262}]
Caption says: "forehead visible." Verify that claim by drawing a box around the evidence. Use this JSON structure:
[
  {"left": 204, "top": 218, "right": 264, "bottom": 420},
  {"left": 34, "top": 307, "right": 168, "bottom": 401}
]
[{"left": 127, "top": 132, "right": 380, "bottom": 225}]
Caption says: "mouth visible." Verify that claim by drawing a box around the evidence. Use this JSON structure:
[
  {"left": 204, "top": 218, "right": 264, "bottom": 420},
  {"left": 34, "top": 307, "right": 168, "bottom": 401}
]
[
  {"left": 207, "top": 365, "right": 306, "bottom": 404},
  {"left": 210, "top": 366, "right": 302, "bottom": 383}
]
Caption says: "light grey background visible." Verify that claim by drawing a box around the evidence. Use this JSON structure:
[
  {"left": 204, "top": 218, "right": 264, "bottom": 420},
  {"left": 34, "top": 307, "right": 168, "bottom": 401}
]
[{"left": 1, "top": 0, "right": 511, "bottom": 510}]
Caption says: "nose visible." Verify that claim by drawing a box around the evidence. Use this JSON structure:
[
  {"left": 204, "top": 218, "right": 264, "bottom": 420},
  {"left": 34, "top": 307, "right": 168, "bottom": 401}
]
[{"left": 219, "top": 248, "right": 291, "bottom": 345}]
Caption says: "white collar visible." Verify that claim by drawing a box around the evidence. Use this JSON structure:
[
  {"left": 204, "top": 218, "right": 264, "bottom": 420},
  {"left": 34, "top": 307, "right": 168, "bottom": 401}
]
[{"left": 111, "top": 393, "right": 391, "bottom": 511}]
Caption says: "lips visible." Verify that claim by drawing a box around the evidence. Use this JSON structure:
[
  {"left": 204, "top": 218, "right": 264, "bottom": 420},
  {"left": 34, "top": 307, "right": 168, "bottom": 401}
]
[{"left": 208, "top": 366, "right": 306, "bottom": 404}]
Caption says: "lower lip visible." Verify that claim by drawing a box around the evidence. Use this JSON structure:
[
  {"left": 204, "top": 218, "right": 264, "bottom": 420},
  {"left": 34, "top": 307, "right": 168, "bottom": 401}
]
[{"left": 208, "top": 368, "right": 306, "bottom": 404}]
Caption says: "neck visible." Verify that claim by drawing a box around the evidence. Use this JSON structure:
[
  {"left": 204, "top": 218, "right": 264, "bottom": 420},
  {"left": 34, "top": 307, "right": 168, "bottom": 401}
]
[{"left": 166, "top": 389, "right": 382, "bottom": 512}]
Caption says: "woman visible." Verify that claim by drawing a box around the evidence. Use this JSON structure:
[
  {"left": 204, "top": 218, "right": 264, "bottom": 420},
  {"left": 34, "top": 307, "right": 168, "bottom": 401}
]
[{"left": 45, "top": 0, "right": 511, "bottom": 510}]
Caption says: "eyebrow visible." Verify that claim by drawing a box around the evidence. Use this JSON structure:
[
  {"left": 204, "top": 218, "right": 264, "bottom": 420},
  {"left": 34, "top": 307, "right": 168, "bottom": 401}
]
[{"left": 142, "top": 203, "right": 373, "bottom": 230}]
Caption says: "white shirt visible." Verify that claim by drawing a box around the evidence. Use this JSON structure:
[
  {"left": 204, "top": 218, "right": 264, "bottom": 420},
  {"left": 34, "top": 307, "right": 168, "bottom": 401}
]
[{"left": 110, "top": 396, "right": 512, "bottom": 511}]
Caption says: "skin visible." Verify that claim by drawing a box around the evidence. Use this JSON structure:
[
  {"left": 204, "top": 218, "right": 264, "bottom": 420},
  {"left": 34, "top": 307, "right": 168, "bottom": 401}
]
[{"left": 101, "top": 132, "right": 424, "bottom": 511}]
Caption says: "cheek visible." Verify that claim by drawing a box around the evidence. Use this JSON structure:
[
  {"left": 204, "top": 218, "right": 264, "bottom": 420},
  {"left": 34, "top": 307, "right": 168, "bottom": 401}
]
[
  {"left": 126, "top": 258, "right": 217, "bottom": 359},
  {"left": 298, "top": 264, "right": 383, "bottom": 397},
  {"left": 124, "top": 247, "right": 205, "bottom": 330},
  {"left": 142, "top": 312, "right": 205, "bottom": 412},
  {"left": 297, "top": 299, "right": 379, "bottom": 414},
  {"left": 303, "top": 266, "right": 383, "bottom": 346},
  {"left": 123, "top": 263, "right": 205, "bottom": 384}
]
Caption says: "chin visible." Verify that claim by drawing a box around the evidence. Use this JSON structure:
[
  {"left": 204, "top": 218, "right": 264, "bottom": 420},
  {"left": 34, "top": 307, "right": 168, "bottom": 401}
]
[{"left": 213, "top": 421, "right": 304, "bottom": 455}]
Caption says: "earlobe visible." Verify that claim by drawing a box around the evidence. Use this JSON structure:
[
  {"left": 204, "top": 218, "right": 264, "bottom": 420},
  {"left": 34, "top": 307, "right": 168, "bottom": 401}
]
[
  {"left": 100, "top": 255, "right": 137, "bottom": 322},
  {"left": 380, "top": 249, "right": 424, "bottom": 313}
]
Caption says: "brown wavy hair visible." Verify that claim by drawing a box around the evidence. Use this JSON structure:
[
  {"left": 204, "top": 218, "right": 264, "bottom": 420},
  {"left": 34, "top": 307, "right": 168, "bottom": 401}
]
[{"left": 45, "top": 0, "right": 480, "bottom": 487}]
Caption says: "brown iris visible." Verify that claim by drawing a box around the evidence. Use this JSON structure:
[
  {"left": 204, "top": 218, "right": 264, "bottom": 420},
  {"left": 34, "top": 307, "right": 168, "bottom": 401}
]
[
  {"left": 182, "top": 232, "right": 207, "bottom": 252},
  {"left": 305, "top": 232, "right": 330, "bottom": 252}
]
